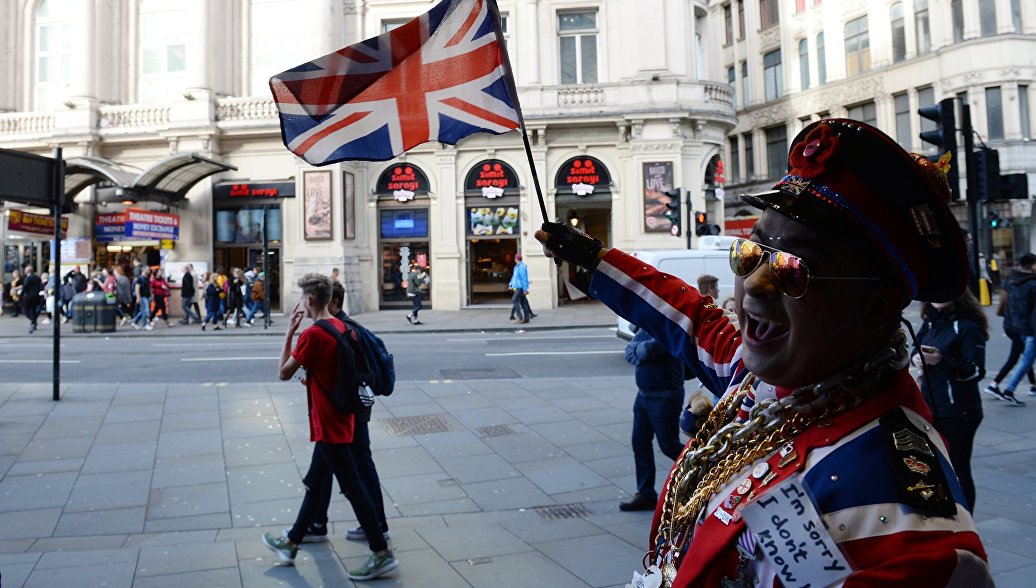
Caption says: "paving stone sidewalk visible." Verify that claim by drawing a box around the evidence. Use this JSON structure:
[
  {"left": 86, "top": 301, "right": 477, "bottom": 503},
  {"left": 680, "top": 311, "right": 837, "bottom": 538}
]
[{"left": 1, "top": 372, "right": 1035, "bottom": 586}]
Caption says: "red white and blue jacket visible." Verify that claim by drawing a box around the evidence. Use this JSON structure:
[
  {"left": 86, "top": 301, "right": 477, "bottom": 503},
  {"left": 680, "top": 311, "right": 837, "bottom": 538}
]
[{"left": 591, "top": 249, "right": 992, "bottom": 588}]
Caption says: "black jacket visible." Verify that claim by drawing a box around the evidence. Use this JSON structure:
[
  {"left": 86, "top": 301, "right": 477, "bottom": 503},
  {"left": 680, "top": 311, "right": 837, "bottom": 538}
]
[
  {"left": 181, "top": 272, "right": 195, "bottom": 299},
  {"left": 624, "top": 328, "right": 685, "bottom": 398},
  {"left": 20, "top": 273, "right": 42, "bottom": 305},
  {"left": 1002, "top": 269, "right": 1036, "bottom": 337},
  {"left": 915, "top": 306, "right": 985, "bottom": 418}
]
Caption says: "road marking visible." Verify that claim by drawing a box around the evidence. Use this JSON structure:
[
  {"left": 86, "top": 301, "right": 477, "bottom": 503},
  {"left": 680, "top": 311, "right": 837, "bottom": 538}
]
[
  {"left": 154, "top": 342, "right": 278, "bottom": 347},
  {"left": 0, "top": 359, "right": 81, "bottom": 364},
  {"left": 484, "top": 350, "right": 624, "bottom": 357},
  {"left": 447, "top": 334, "right": 615, "bottom": 342},
  {"left": 180, "top": 356, "right": 279, "bottom": 362}
]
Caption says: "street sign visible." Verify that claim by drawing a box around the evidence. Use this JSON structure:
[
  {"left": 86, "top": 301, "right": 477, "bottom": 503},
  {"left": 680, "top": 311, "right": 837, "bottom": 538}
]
[{"left": 0, "top": 148, "right": 57, "bottom": 206}]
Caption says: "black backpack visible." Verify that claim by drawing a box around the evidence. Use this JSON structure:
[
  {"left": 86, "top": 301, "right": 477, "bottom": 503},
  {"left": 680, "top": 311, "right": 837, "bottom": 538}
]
[
  {"left": 342, "top": 317, "right": 396, "bottom": 396},
  {"left": 314, "top": 320, "right": 375, "bottom": 414}
]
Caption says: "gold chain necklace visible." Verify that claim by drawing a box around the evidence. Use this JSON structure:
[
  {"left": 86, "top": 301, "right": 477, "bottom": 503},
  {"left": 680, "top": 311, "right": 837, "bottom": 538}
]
[{"left": 651, "top": 330, "right": 910, "bottom": 580}]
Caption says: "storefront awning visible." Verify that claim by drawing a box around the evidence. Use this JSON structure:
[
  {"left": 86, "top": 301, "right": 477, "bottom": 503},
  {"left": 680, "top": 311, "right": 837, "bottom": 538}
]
[{"left": 65, "top": 153, "right": 237, "bottom": 204}]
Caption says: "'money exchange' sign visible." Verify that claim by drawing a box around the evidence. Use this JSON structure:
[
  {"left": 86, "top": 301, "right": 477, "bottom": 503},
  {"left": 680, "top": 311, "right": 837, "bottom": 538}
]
[{"left": 125, "top": 208, "right": 180, "bottom": 240}]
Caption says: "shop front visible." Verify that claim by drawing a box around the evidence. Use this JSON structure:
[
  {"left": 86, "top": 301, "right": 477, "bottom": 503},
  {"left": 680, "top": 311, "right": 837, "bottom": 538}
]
[
  {"left": 375, "top": 164, "right": 432, "bottom": 309},
  {"left": 2, "top": 208, "right": 64, "bottom": 312},
  {"left": 211, "top": 181, "right": 290, "bottom": 311},
  {"left": 554, "top": 156, "right": 613, "bottom": 301},
  {"left": 464, "top": 159, "right": 521, "bottom": 305}
]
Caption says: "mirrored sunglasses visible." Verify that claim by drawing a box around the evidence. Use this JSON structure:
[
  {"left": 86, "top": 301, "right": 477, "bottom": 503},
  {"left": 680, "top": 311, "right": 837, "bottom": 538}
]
[{"left": 729, "top": 238, "right": 884, "bottom": 298}]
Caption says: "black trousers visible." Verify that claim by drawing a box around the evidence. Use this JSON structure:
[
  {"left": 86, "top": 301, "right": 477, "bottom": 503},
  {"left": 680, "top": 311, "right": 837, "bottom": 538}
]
[
  {"left": 939, "top": 414, "right": 982, "bottom": 512},
  {"left": 312, "top": 420, "right": 388, "bottom": 533},
  {"left": 410, "top": 292, "right": 423, "bottom": 318},
  {"left": 22, "top": 300, "right": 40, "bottom": 327},
  {"left": 289, "top": 440, "right": 387, "bottom": 552},
  {"left": 994, "top": 333, "right": 1036, "bottom": 385}
]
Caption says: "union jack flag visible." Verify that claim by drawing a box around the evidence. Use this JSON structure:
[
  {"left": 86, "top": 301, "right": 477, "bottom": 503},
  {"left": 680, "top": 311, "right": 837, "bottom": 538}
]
[{"left": 270, "top": 0, "right": 522, "bottom": 165}]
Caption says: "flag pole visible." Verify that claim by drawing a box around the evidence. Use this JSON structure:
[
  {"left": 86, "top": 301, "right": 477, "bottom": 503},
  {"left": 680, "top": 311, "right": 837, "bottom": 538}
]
[{"left": 519, "top": 124, "right": 549, "bottom": 224}]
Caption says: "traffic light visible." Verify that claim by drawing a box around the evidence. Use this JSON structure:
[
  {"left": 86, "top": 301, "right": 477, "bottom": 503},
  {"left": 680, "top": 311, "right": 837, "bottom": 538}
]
[
  {"left": 990, "top": 210, "right": 1009, "bottom": 229},
  {"left": 975, "top": 147, "right": 1001, "bottom": 201},
  {"left": 664, "top": 188, "right": 681, "bottom": 236},
  {"left": 918, "top": 97, "right": 961, "bottom": 200},
  {"left": 694, "top": 211, "right": 707, "bottom": 236}
]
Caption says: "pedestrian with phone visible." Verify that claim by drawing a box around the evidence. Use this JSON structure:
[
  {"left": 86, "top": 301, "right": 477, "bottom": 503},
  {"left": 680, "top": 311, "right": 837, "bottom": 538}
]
[
  {"left": 262, "top": 274, "right": 397, "bottom": 580},
  {"left": 912, "top": 290, "right": 987, "bottom": 511},
  {"left": 537, "top": 119, "right": 991, "bottom": 586}
]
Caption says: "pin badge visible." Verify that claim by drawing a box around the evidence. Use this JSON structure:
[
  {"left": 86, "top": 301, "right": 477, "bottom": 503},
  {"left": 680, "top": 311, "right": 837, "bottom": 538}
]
[
  {"left": 736, "top": 478, "right": 753, "bottom": 495},
  {"left": 752, "top": 463, "right": 770, "bottom": 479},
  {"left": 714, "top": 508, "right": 734, "bottom": 525},
  {"left": 903, "top": 456, "right": 931, "bottom": 475},
  {"left": 778, "top": 451, "right": 798, "bottom": 468},
  {"left": 762, "top": 471, "right": 778, "bottom": 485},
  {"left": 779, "top": 443, "right": 795, "bottom": 458},
  {"left": 724, "top": 494, "right": 743, "bottom": 510}
]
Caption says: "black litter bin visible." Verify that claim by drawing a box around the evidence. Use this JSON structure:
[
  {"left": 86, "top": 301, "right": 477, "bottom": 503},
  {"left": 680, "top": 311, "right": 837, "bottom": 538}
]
[{"left": 72, "top": 292, "right": 117, "bottom": 333}]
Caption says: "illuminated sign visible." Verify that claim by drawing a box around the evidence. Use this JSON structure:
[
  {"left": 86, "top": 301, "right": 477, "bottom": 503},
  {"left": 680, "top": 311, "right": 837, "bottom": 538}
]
[
  {"left": 376, "top": 165, "right": 430, "bottom": 196},
  {"left": 554, "top": 156, "right": 612, "bottom": 196},
  {"left": 464, "top": 160, "right": 519, "bottom": 197},
  {"left": 213, "top": 181, "right": 295, "bottom": 201}
]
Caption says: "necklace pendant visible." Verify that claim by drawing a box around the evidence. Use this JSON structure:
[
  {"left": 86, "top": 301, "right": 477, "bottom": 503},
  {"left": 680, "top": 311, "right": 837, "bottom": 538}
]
[{"left": 661, "top": 562, "right": 678, "bottom": 587}]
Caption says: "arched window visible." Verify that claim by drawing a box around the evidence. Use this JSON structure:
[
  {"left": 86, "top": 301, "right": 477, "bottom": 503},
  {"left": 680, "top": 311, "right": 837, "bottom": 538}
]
[
  {"left": 139, "top": 0, "right": 188, "bottom": 104},
  {"left": 891, "top": 3, "right": 906, "bottom": 62},
  {"left": 914, "top": 0, "right": 931, "bottom": 55},
  {"left": 798, "top": 39, "right": 810, "bottom": 90},
  {"left": 844, "top": 16, "right": 870, "bottom": 77},
  {"left": 34, "top": 0, "right": 75, "bottom": 111},
  {"left": 250, "top": 0, "right": 310, "bottom": 96},
  {"left": 816, "top": 32, "right": 826, "bottom": 85}
]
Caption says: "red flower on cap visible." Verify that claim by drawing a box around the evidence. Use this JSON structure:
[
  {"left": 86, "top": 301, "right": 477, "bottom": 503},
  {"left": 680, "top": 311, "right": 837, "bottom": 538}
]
[{"left": 788, "top": 123, "right": 840, "bottom": 178}]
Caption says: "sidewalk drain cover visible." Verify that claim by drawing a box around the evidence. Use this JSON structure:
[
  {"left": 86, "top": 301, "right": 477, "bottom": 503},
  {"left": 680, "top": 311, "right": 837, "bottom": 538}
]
[
  {"left": 382, "top": 414, "right": 452, "bottom": 436},
  {"left": 440, "top": 368, "right": 520, "bottom": 380},
  {"left": 535, "top": 503, "right": 592, "bottom": 520},
  {"left": 477, "top": 425, "right": 516, "bottom": 438}
]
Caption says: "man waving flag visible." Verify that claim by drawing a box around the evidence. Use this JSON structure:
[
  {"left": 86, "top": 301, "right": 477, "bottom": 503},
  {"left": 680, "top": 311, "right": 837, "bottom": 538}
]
[{"left": 270, "top": 0, "right": 521, "bottom": 165}]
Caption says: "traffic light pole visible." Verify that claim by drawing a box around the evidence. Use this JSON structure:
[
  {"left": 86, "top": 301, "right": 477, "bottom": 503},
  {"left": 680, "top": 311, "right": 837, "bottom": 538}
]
[
  {"left": 686, "top": 191, "right": 692, "bottom": 250},
  {"left": 961, "top": 102, "right": 981, "bottom": 296}
]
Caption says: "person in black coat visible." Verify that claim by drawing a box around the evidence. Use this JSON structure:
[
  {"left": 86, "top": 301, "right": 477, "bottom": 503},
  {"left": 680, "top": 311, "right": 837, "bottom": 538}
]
[
  {"left": 987, "top": 253, "right": 1036, "bottom": 402},
  {"left": 619, "top": 327, "right": 686, "bottom": 512},
  {"left": 912, "top": 290, "right": 988, "bottom": 511},
  {"left": 20, "top": 265, "right": 43, "bottom": 334},
  {"left": 178, "top": 264, "right": 201, "bottom": 325}
]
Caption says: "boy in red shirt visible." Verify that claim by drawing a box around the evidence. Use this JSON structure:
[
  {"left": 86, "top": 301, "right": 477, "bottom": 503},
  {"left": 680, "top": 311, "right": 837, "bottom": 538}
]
[{"left": 262, "top": 274, "right": 397, "bottom": 580}]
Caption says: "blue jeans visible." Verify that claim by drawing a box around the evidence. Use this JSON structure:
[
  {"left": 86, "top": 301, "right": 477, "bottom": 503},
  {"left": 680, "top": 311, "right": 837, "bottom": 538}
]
[
  {"left": 245, "top": 300, "right": 267, "bottom": 322},
  {"left": 631, "top": 393, "right": 684, "bottom": 498},
  {"left": 1005, "top": 336, "right": 1036, "bottom": 393},
  {"left": 181, "top": 297, "right": 200, "bottom": 323},
  {"left": 132, "top": 296, "right": 150, "bottom": 327}
]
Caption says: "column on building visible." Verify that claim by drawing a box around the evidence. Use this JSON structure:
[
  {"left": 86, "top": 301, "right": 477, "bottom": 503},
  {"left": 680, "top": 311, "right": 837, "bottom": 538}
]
[
  {"left": 526, "top": 126, "right": 552, "bottom": 310},
  {"left": 434, "top": 147, "right": 461, "bottom": 310},
  {"left": 633, "top": 0, "right": 668, "bottom": 76},
  {"left": 522, "top": 0, "right": 540, "bottom": 85},
  {"left": 962, "top": 0, "right": 982, "bottom": 40},
  {"left": 995, "top": 0, "right": 1015, "bottom": 34},
  {"left": 1002, "top": 82, "right": 1022, "bottom": 141}
]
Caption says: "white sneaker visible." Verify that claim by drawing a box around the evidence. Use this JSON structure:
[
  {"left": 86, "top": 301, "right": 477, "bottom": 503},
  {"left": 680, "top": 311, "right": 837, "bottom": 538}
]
[
  {"left": 40, "top": 319, "right": 50, "bottom": 325},
  {"left": 145, "top": 324, "right": 154, "bottom": 331}
]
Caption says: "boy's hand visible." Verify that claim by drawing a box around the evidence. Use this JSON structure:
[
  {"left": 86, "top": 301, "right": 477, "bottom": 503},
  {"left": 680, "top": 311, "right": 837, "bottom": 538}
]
[{"left": 287, "top": 303, "right": 305, "bottom": 333}]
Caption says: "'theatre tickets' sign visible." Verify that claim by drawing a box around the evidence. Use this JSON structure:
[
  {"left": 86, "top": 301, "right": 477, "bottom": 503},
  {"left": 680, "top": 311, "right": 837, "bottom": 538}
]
[
  {"left": 125, "top": 208, "right": 179, "bottom": 240},
  {"left": 95, "top": 212, "right": 127, "bottom": 243}
]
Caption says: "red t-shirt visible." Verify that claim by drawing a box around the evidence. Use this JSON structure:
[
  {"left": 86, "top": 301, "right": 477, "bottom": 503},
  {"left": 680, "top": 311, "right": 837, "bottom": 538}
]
[{"left": 291, "top": 318, "right": 356, "bottom": 444}]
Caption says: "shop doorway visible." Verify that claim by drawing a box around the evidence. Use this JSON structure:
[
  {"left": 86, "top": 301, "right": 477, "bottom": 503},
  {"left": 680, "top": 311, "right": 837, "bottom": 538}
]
[
  {"left": 556, "top": 204, "right": 611, "bottom": 302},
  {"left": 380, "top": 241, "right": 430, "bottom": 309},
  {"left": 468, "top": 238, "right": 517, "bottom": 305},
  {"left": 214, "top": 246, "right": 282, "bottom": 311}
]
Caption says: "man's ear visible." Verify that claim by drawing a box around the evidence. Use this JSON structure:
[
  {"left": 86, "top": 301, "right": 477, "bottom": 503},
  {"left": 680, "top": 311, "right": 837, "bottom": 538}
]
[{"left": 862, "top": 286, "right": 908, "bottom": 335}]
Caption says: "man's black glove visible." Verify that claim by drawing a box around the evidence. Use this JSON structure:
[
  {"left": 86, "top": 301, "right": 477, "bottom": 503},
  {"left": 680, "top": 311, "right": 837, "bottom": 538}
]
[{"left": 540, "top": 222, "right": 603, "bottom": 271}]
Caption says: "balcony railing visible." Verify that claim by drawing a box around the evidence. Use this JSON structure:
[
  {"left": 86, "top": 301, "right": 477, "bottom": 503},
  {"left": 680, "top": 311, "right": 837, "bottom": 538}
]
[
  {"left": 216, "top": 96, "right": 278, "bottom": 122},
  {"left": 0, "top": 112, "right": 54, "bottom": 135},
  {"left": 98, "top": 104, "right": 170, "bottom": 129}
]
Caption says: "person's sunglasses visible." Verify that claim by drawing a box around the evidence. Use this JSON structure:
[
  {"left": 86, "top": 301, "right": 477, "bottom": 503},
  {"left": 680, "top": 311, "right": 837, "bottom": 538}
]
[{"left": 729, "top": 238, "right": 885, "bottom": 298}]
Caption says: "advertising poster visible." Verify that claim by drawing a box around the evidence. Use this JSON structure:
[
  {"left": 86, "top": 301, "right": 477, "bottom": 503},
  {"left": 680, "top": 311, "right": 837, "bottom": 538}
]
[
  {"left": 468, "top": 206, "right": 519, "bottom": 236},
  {"left": 643, "top": 161, "right": 674, "bottom": 233},
  {"left": 303, "top": 170, "right": 333, "bottom": 240},
  {"left": 216, "top": 208, "right": 282, "bottom": 244},
  {"left": 8, "top": 209, "right": 68, "bottom": 237}
]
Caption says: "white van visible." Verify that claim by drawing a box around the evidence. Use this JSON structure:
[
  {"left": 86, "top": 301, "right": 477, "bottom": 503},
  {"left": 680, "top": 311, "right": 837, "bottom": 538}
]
[{"left": 615, "top": 236, "right": 737, "bottom": 340}]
